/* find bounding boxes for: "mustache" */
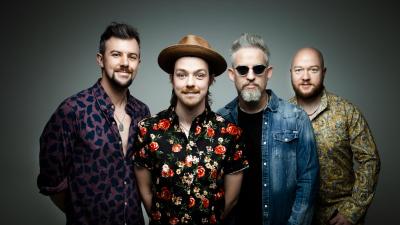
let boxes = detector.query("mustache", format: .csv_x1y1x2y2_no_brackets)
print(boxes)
115,67,133,73
299,82,314,85
243,83,260,88
181,88,201,94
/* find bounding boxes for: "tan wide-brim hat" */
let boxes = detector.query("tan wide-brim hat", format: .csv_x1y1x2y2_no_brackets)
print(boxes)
158,34,227,76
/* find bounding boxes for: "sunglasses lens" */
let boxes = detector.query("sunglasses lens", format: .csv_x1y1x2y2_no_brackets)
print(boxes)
235,66,249,75
253,65,267,74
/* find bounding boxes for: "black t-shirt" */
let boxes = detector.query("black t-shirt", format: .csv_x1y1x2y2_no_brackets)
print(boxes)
236,108,263,224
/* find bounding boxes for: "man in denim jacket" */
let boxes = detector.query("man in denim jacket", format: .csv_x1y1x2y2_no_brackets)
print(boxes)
218,33,319,225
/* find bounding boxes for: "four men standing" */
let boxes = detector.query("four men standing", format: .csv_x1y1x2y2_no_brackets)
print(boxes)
38,23,380,225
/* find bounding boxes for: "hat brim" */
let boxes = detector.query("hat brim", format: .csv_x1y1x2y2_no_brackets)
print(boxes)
158,44,227,76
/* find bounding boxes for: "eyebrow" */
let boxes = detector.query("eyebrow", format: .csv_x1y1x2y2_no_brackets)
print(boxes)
175,69,208,73
109,50,139,56
293,65,320,68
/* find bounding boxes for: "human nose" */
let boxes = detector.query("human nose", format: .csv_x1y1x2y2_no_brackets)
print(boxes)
120,55,129,66
246,69,256,80
186,74,195,87
301,70,311,80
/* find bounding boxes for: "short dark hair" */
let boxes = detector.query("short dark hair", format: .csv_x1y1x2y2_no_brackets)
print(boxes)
99,22,140,55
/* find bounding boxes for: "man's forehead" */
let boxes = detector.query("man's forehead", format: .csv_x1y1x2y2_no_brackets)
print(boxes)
105,37,139,51
174,57,209,70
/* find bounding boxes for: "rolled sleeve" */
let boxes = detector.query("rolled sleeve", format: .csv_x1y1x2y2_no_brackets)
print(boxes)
133,122,155,171
223,127,249,175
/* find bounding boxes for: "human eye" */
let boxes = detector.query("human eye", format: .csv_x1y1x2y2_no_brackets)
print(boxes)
175,72,187,79
310,67,320,73
195,72,207,80
111,52,120,57
294,68,304,74
128,54,138,61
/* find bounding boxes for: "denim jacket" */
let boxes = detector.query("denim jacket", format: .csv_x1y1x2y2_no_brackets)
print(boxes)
218,90,319,225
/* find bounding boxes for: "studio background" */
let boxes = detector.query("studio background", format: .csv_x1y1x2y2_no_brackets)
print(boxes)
1,0,398,224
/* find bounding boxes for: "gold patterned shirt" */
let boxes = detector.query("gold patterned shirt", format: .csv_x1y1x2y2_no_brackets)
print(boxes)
290,90,380,224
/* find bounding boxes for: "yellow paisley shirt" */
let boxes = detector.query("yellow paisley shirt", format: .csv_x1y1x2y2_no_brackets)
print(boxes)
290,90,380,225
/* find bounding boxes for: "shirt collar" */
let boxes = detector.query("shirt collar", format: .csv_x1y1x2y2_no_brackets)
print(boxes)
265,89,279,112
289,88,329,119
92,78,136,116
167,104,213,127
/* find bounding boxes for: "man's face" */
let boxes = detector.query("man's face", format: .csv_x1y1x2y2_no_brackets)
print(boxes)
290,49,325,100
228,47,272,103
172,57,210,110
97,37,140,89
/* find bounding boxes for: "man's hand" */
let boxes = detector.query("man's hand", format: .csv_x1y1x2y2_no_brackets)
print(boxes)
329,212,352,225
50,191,67,213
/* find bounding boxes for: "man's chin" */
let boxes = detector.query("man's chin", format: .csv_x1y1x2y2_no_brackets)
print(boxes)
295,89,322,100
113,79,133,89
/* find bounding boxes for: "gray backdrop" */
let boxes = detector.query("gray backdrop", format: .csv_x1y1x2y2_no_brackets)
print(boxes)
2,0,398,224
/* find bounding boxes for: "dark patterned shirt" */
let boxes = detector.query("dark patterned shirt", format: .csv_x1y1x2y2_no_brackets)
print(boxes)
134,106,249,225
38,80,150,225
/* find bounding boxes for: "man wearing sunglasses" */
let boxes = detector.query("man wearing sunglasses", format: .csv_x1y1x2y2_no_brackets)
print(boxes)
218,33,319,225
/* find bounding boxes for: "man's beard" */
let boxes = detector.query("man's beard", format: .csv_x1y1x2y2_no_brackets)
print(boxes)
241,88,262,102
106,68,134,90
292,81,324,100
110,74,133,89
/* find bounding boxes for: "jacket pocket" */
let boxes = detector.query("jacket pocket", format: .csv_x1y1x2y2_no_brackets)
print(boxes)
272,130,298,159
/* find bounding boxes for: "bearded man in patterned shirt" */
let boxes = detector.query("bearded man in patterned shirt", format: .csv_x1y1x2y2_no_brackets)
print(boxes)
289,47,381,225
37,22,149,225
134,34,249,225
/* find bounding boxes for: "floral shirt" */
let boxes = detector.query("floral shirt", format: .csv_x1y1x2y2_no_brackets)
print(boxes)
290,90,380,225
134,106,249,225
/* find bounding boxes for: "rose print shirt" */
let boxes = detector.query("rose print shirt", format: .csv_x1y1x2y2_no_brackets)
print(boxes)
134,106,249,225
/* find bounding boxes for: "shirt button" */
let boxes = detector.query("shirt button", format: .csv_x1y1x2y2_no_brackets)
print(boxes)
125,201,128,206
264,122,268,125
263,142,266,145
264,183,267,187
119,141,122,145
263,162,266,166
124,181,127,185
264,204,268,208
284,138,288,142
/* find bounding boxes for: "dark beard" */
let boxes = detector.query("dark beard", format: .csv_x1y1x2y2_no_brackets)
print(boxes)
107,73,133,91
292,82,324,100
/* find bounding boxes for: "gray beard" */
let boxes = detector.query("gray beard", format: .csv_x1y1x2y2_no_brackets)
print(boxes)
241,89,261,102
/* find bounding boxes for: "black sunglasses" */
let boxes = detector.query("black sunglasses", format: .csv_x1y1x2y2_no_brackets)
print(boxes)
235,65,268,76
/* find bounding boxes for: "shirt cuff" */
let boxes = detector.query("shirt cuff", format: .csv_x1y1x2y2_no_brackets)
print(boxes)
38,177,68,196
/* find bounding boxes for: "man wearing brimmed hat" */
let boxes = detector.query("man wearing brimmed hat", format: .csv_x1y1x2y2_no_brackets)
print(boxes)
218,33,319,225
134,34,249,224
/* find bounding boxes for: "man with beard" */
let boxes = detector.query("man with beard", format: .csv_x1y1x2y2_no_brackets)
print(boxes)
218,33,319,225
134,34,249,225
289,47,380,225
37,22,149,225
